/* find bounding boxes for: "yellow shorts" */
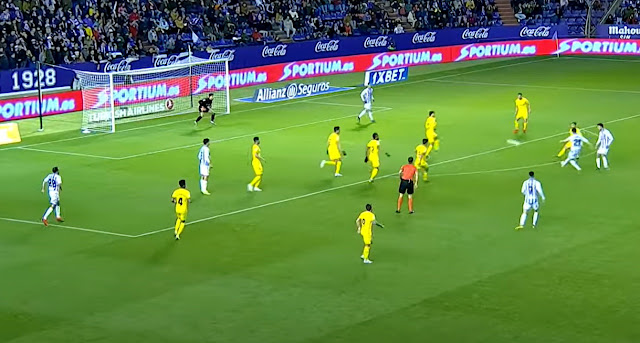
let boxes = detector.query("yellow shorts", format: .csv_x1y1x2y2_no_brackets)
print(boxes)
361,231,372,245
414,160,428,169
369,157,380,168
176,211,187,222
328,147,341,161
426,131,438,142
252,161,263,176
516,113,529,121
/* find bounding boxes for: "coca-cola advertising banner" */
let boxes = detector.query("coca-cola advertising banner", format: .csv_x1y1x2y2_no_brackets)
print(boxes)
1,25,566,94
596,25,640,39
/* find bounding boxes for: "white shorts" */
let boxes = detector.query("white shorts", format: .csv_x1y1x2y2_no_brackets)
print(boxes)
49,191,59,206
363,103,372,110
597,147,609,156
199,164,210,177
568,149,581,160
523,200,539,212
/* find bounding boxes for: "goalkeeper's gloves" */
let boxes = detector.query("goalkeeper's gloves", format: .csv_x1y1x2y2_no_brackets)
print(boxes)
364,156,368,163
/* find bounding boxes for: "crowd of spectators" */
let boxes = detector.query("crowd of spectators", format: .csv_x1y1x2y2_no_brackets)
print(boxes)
393,0,502,30
604,0,640,24
1,0,627,71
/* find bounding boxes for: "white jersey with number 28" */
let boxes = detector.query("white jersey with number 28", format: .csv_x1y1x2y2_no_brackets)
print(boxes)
43,173,62,193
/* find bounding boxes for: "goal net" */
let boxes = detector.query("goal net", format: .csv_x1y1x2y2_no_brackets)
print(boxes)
74,57,230,133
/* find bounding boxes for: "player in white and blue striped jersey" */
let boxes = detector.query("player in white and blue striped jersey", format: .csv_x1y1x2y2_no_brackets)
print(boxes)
357,85,375,123
516,171,546,230
560,127,591,171
198,138,211,195
41,166,63,226
595,123,614,170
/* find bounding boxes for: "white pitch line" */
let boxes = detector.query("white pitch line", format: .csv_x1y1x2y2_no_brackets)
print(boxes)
118,107,394,160
134,111,638,238
429,79,640,95
564,56,640,63
0,57,554,153
5,109,633,239
305,101,393,110
436,151,598,177
17,147,118,160
0,217,136,238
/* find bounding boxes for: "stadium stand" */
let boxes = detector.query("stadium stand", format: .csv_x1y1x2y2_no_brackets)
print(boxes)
0,0,623,70
507,0,609,37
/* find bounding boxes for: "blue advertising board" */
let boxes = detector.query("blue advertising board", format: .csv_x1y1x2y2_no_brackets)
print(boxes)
0,25,567,95
236,82,353,103
596,25,640,39
364,67,408,86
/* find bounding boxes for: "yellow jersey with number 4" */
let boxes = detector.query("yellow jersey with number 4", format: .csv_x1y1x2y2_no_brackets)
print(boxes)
172,188,191,213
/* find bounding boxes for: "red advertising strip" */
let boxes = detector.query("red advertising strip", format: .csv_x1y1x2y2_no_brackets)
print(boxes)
4,38,638,121
0,91,83,122
552,38,640,55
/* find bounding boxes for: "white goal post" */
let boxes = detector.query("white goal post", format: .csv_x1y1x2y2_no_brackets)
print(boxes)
73,57,230,133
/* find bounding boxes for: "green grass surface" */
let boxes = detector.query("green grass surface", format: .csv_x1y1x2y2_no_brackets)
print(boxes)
2,56,640,343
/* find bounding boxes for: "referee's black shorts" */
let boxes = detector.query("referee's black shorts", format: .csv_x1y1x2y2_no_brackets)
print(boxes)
398,179,414,195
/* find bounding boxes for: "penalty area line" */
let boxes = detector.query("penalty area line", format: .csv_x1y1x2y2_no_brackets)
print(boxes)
0,217,136,238
135,112,639,238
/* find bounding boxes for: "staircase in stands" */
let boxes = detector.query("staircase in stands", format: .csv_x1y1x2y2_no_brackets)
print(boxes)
494,0,519,25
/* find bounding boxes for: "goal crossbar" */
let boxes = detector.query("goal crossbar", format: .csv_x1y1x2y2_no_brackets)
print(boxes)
69,58,230,133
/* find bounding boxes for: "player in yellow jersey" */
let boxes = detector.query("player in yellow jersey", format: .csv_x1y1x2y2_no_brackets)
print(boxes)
425,110,439,155
356,203,385,264
171,179,191,240
415,138,430,181
365,133,381,182
514,93,531,134
320,126,345,177
557,122,581,158
247,136,265,192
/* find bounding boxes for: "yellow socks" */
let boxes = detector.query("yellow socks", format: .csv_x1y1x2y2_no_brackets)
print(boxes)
557,147,566,157
514,120,519,130
363,245,370,260
423,171,428,181
523,122,528,131
336,161,342,174
250,175,262,187
325,161,336,166
370,168,378,180
177,221,185,236
434,139,440,151
175,219,181,236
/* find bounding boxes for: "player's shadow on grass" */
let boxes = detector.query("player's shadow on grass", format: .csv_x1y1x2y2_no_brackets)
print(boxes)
147,239,179,264
350,123,374,131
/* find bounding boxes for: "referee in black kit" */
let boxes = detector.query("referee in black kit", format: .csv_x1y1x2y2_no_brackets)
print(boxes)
194,93,216,126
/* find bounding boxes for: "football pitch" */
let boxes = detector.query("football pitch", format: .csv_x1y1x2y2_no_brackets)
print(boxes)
2,56,640,343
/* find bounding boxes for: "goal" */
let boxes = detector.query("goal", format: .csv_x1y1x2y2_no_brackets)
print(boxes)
74,57,230,133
